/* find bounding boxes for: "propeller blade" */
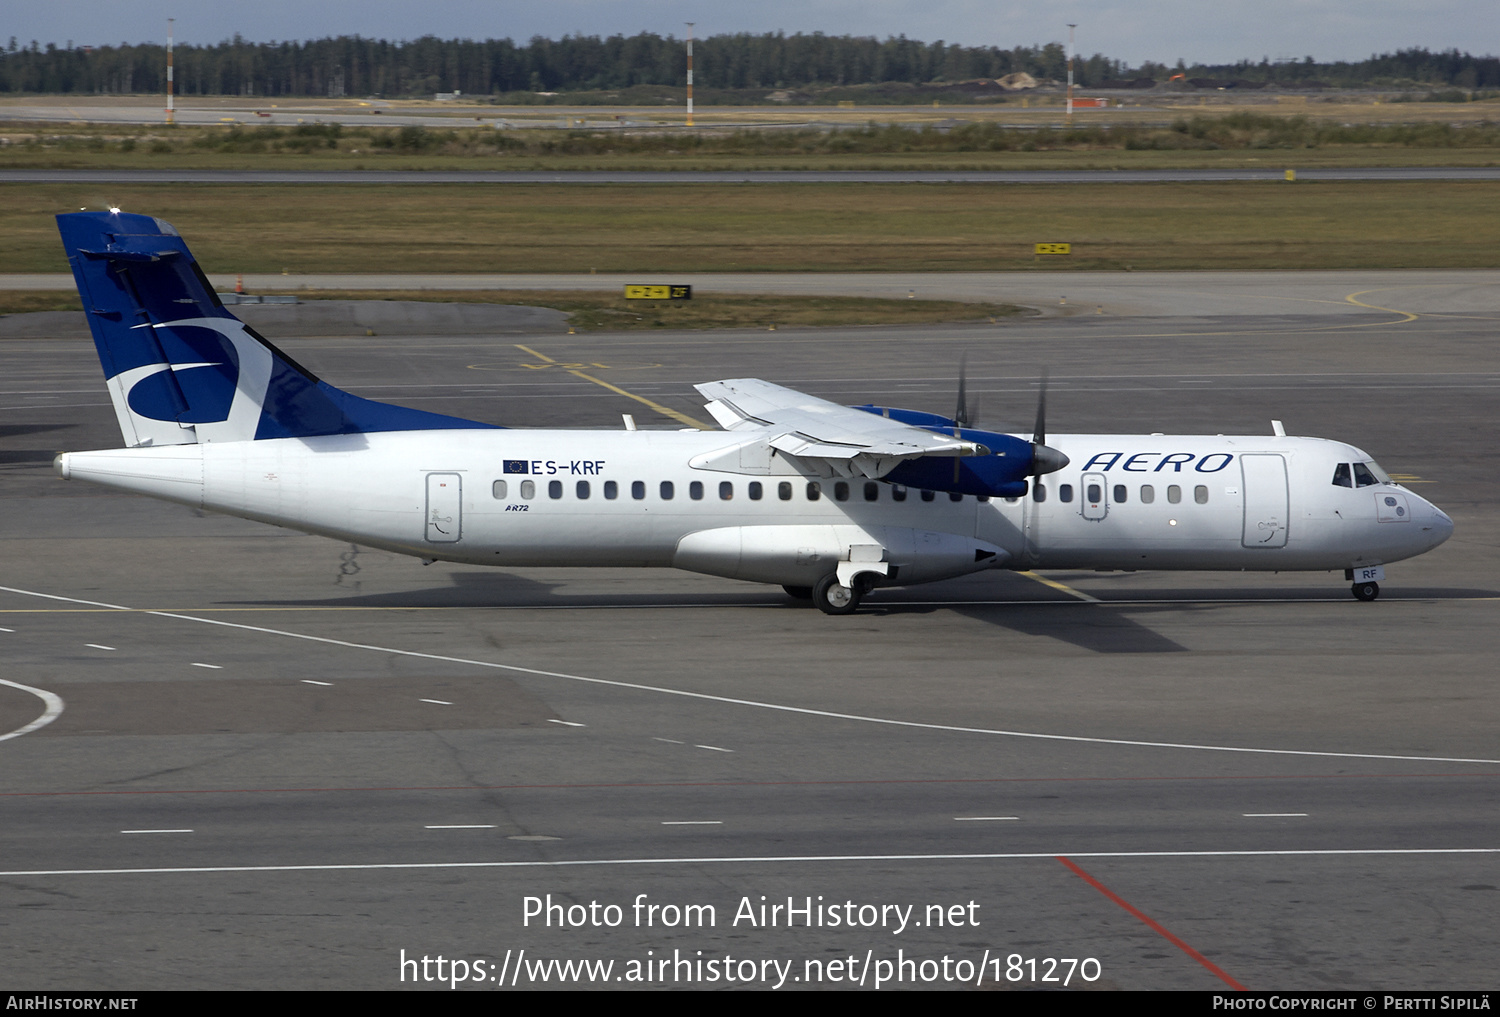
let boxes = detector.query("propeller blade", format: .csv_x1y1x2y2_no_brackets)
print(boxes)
953,355,971,430
1031,368,1048,446
1029,368,1069,476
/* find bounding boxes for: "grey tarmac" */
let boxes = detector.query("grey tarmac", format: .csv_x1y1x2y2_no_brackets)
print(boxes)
0,278,1497,990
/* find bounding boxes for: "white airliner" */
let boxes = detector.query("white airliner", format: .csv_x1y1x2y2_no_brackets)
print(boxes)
53,211,1452,613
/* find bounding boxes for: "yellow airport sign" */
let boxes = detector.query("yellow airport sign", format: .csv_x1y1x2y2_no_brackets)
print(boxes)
625,285,693,300
1034,243,1072,255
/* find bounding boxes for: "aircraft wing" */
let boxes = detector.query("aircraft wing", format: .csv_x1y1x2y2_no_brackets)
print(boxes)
694,378,985,478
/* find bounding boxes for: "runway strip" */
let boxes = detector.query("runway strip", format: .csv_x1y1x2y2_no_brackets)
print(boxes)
2,847,1497,880
4,583,1498,766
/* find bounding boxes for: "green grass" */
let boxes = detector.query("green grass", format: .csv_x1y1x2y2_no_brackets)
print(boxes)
282,289,1025,330
5,180,1498,273
0,288,1022,330
3,114,1500,171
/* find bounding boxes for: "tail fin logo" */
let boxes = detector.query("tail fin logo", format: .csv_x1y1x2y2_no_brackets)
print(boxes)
109,318,273,445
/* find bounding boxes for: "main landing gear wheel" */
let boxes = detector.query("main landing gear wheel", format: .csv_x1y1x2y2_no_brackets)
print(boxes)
1352,581,1380,602
812,574,860,615
782,585,813,601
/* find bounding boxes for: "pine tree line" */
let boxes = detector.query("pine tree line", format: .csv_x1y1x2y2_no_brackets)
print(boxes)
0,33,1494,96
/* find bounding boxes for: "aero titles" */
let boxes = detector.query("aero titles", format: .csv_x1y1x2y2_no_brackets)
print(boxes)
1078,451,1235,474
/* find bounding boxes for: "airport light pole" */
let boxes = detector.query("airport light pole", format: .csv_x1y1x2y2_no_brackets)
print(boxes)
166,18,175,125
685,23,695,127
1065,23,1075,126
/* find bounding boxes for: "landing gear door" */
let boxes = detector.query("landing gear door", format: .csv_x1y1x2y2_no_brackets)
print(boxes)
1240,454,1288,548
425,472,462,543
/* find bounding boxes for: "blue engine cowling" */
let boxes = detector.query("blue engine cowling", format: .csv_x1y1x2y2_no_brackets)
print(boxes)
852,405,1035,498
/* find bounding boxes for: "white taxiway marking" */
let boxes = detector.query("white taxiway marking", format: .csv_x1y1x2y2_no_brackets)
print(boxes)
84,643,115,650
4,584,1499,766
955,816,1020,821
301,679,333,686
0,678,65,743
1244,813,1309,817
695,744,733,753
190,663,222,669
120,829,193,835
653,737,684,744
419,699,453,705
547,719,586,727
4,847,1498,879
425,825,497,830
662,821,723,826
0,627,14,633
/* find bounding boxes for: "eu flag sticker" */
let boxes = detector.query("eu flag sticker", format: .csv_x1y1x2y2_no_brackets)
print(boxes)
503,460,530,474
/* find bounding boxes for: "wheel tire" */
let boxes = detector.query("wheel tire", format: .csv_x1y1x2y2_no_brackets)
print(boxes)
1352,581,1380,602
782,585,813,601
812,574,860,615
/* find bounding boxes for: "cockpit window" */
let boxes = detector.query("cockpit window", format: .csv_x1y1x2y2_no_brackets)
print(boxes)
1352,462,1380,488
1332,463,1352,488
1364,460,1393,484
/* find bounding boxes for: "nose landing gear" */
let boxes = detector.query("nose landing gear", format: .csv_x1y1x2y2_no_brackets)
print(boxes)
1345,566,1384,602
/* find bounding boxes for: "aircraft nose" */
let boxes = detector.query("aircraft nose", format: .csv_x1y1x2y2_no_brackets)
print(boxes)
1421,502,1454,548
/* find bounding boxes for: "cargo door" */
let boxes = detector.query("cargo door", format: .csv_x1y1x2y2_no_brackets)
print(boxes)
1240,454,1288,547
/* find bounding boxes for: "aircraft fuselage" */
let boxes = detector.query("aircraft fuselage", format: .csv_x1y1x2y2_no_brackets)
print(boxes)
55,429,1453,589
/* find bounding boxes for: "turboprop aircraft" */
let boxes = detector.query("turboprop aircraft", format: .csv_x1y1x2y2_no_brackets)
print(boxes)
52,211,1453,614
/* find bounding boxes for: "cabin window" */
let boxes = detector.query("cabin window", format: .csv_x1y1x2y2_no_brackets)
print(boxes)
689,481,704,500
891,484,907,502
834,481,850,502
981,495,993,503
604,480,618,500
520,480,535,500
492,480,507,500
1086,484,1102,504
631,480,645,500
1332,463,1352,488
864,482,879,502
1167,484,1182,504
660,481,674,500
806,482,821,501
1059,484,1074,503
749,482,763,501
778,482,793,501
920,489,936,502
1140,484,1154,504
1033,483,1047,503
949,492,963,502
1194,485,1209,504
576,481,590,499
1352,462,1379,488
719,481,734,500
1113,484,1127,504
548,480,563,499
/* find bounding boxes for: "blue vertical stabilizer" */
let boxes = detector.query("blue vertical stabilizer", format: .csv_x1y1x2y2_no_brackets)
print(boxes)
57,211,496,446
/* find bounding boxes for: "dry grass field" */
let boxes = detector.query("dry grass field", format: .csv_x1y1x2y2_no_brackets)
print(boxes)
3,181,1497,274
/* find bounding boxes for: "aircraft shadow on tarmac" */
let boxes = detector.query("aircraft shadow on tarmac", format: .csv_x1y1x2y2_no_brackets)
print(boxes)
229,569,1195,654
221,566,1500,656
